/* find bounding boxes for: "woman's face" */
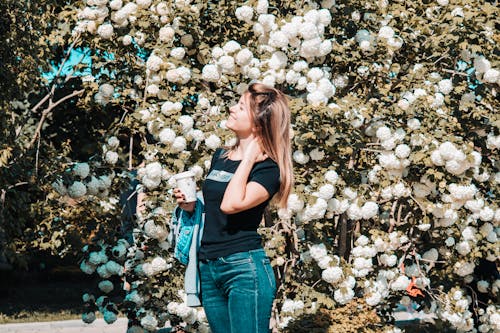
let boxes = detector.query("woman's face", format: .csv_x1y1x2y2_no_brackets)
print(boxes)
226,93,255,136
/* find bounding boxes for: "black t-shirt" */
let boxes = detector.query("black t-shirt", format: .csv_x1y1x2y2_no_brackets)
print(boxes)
198,148,281,260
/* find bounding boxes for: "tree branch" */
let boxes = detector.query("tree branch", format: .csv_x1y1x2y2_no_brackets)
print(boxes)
29,89,85,148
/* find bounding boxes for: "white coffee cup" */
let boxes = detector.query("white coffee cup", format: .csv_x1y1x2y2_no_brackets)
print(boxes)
174,171,197,203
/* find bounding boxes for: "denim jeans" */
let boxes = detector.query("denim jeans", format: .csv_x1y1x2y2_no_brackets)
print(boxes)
198,248,276,333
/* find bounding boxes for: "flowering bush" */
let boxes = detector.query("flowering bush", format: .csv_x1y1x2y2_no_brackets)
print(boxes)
15,0,496,331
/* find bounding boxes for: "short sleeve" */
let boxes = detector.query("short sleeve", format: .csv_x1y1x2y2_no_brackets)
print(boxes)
249,160,280,197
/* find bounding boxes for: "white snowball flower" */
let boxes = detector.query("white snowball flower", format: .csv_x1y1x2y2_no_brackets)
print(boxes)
477,280,489,293
318,184,335,200
188,129,204,142
391,275,410,291
309,148,325,161
307,67,324,81
456,241,471,255
287,194,304,211
97,23,114,39
334,286,354,304
109,0,123,10
454,261,475,276
170,47,185,60
105,151,119,165
380,254,397,267
151,257,169,274
141,314,158,331
166,66,191,84
293,150,310,164
366,291,383,306
178,115,194,132
438,79,453,94
474,56,491,73
378,25,395,39
395,144,411,159
73,162,90,179
483,68,499,83
307,91,328,106
325,170,339,184
347,203,363,220
430,150,444,166
80,260,96,274
167,136,185,153
107,136,119,149
309,243,328,261
223,40,241,54
361,201,379,219
205,134,221,150
82,312,96,324
376,126,392,141
68,181,87,198
159,26,175,42
146,54,163,72
269,30,289,48
293,61,308,72
317,255,332,269
343,187,358,200
98,280,114,293
479,207,494,221
202,64,220,82
235,49,253,66
256,0,269,14
235,5,253,22
136,0,151,7
322,266,343,284
381,138,396,150
143,220,168,240
159,128,176,144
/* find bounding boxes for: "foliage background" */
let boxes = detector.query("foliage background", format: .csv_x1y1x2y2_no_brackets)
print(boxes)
0,0,498,332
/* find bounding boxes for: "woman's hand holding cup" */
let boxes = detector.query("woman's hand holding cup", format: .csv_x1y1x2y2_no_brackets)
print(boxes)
173,188,195,213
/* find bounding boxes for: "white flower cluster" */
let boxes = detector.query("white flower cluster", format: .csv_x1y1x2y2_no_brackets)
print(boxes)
143,220,169,241
437,289,475,331
94,83,115,106
125,290,145,307
430,141,476,176
474,55,500,84
308,243,356,304
140,313,158,331
396,88,428,111
167,301,199,324
98,280,114,293
137,162,169,190
103,136,120,165
477,305,500,333
281,298,305,314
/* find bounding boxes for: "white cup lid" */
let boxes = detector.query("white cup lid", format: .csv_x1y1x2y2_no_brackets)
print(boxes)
174,171,195,180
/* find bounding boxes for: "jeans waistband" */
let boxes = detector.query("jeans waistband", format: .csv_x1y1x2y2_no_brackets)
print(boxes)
199,248,265,263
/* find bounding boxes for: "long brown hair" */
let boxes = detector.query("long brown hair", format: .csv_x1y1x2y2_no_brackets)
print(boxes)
242,83,294,208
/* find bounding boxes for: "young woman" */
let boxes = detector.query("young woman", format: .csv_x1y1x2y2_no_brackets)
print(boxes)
173,82,293,333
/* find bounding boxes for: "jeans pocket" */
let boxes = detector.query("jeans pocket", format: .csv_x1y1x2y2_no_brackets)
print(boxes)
220,251,252,265
262,258,276,292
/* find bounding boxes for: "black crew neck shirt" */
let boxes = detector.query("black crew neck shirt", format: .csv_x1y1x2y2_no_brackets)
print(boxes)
198,148,280,260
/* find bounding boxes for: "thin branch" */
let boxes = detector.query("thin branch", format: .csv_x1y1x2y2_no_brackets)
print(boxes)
29,89,85,148
35,135,41,176
129,135,133,170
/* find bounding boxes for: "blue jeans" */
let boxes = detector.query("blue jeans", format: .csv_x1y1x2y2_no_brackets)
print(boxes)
198,248,276,333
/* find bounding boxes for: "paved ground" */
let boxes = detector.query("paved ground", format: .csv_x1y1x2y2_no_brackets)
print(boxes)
0,318,129,333
0,312,435,333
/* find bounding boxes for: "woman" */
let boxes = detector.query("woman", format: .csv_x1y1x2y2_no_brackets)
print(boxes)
174,82,293,333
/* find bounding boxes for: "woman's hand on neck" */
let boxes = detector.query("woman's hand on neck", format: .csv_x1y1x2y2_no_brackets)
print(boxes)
233,134,267,163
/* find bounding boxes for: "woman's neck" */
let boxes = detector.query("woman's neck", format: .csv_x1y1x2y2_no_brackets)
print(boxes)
230,135,255,160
